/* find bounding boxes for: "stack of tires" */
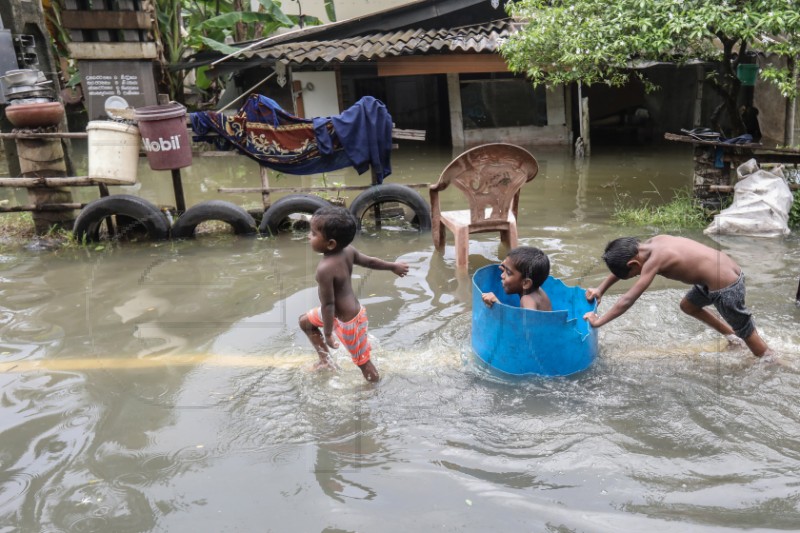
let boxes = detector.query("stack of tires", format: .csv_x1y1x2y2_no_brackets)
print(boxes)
72,185,431,243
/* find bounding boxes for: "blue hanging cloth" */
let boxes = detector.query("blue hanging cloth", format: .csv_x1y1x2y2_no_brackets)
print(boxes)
190,95,393,182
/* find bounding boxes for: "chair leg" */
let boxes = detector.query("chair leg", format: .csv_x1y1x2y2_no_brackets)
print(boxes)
432,222,446,250
454,227,469,270
505,224,519,249
500,230,511,249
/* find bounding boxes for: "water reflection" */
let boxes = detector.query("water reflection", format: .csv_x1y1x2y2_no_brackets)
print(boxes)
0,144,799,531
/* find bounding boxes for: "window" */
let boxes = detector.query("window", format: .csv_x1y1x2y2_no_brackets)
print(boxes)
460,75,547,129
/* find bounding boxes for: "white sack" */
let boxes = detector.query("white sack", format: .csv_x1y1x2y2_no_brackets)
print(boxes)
704,158,793,237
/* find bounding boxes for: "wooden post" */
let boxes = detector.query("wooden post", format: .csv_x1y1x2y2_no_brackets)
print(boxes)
293,80,305,117
15,137,76,234
170,168,187,213
370,166,382,230
259,165,271,209
447,73,464,147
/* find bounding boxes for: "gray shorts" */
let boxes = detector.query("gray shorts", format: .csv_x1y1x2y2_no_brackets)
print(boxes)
684,272,755,339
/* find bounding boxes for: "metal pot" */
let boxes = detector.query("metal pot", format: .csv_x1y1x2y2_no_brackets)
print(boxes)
7,97,53,106
1,69,41,86
6,88,54,100
5,83,37,95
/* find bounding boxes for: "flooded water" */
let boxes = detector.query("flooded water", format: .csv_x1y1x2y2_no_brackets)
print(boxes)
1,142,799,532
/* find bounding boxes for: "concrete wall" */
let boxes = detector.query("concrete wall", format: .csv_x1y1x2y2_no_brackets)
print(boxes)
755,54,790,145
291,71,339,117
258,0,409,25
462,124,570,146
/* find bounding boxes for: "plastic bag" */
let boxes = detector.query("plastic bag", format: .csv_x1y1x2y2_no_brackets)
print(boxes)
704,159,793,237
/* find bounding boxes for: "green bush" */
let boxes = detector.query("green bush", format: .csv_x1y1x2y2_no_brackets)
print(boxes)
790,189,800,229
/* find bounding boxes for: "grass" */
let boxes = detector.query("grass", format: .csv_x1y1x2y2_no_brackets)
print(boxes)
0,212,74,251
615,183,800,231
612,186,713,230
0,212,36,240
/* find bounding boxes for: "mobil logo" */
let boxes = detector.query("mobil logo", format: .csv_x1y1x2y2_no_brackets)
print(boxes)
142,134,182,153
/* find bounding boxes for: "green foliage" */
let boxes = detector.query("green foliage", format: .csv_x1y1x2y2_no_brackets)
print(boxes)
502,0,800,133
182,0,320,53
612,188,711,230
324,0,337,22
172,0,320,102
790,189,800,229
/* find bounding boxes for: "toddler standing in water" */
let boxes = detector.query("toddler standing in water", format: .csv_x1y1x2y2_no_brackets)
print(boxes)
482,246,552,311
583,235,772,358
299,206,409,382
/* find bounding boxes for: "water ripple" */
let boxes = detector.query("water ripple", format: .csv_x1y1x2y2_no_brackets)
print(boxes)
49,482,155,533
4,317,64,342
0,471,35,509
2,289,55,310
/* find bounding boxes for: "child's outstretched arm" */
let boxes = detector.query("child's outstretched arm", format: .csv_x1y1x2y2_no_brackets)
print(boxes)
584,269,657,327
585,274,620,304
353,249,409,277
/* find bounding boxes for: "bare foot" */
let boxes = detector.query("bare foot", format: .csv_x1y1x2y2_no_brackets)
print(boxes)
757,350,785,365
312,358,338,372
725,334,746,350
358,360,380,382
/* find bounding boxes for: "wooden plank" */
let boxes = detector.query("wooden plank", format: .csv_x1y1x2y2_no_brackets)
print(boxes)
392,128,426,141
218,183,430,194
194,151,244,157
61,11,152,30
0,132,88,139
116,0,143,42
710,183,799,192
664,132,762,149
0,203,87,213
0,176,106,187
68,42,157,60
378,54,509,76
61,10,153,30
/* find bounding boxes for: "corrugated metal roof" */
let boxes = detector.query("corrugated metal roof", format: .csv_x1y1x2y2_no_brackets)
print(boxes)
243,20,518,65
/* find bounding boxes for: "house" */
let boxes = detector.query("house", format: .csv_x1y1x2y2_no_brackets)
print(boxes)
208,0,572,147
206,0,780,148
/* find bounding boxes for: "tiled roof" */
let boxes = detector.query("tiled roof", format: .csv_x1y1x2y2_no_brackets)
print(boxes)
244,20,518,64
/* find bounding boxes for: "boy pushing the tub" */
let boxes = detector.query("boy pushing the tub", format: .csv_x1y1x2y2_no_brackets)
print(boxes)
299,206,409,382
482,246,552,311
583,235,772,358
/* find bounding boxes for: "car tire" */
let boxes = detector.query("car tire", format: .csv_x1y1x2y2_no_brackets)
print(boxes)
170,200,257,239
73,194,171,243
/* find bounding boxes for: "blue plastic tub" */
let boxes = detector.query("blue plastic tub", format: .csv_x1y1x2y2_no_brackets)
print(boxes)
471,264,598,377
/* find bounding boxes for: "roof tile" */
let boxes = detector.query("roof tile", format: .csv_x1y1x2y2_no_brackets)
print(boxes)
243,20,518,64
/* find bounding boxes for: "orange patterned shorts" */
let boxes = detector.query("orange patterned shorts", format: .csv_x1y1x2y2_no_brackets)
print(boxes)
306,306,371,366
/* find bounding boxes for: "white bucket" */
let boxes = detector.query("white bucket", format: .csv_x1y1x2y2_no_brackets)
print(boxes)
86,121,140,184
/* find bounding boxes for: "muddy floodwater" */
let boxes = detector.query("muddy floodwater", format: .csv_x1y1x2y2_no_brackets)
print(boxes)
1,142,799,532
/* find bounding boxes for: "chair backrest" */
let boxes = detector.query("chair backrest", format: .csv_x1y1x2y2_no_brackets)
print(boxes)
432,143,538,225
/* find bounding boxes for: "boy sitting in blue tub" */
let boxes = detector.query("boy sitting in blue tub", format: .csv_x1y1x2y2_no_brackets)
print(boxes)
482,246,552,311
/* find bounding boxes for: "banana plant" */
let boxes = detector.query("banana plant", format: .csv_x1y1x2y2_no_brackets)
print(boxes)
172,0,321,102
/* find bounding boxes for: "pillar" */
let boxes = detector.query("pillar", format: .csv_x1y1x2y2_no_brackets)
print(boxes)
15,137,76,233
